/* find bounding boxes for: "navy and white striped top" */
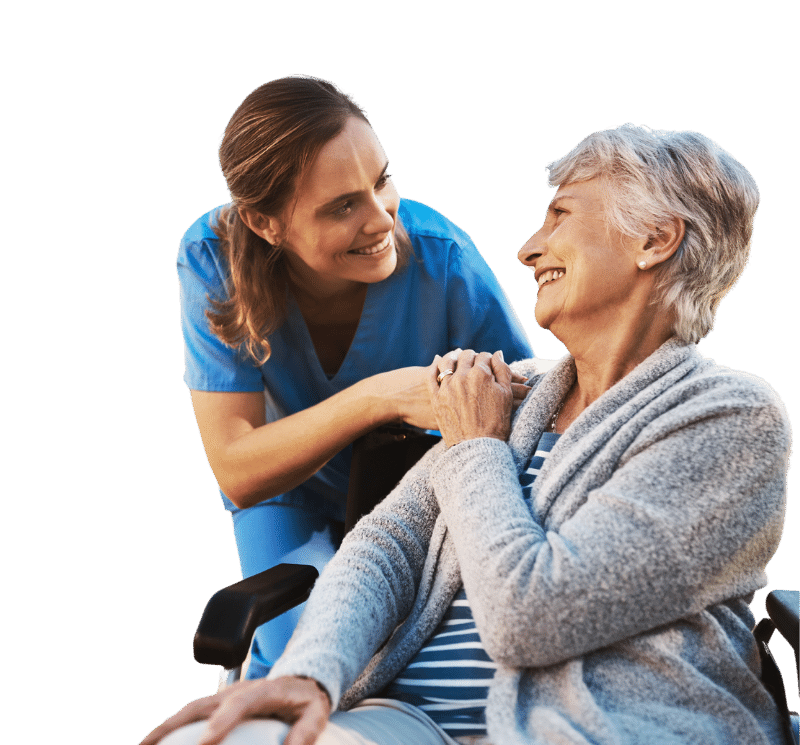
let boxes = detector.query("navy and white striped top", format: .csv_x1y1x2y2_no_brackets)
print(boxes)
385,432,561,736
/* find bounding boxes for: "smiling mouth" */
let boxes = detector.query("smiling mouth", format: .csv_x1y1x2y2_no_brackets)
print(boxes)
350,234,392,256
537,269,565,288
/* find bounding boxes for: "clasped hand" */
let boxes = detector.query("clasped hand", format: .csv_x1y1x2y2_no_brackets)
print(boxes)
428,349,526,447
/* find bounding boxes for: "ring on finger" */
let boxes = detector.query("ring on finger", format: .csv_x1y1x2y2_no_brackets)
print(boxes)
437,369,454,384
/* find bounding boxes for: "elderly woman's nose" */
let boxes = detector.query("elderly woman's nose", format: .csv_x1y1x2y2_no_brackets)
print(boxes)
518,234,543,266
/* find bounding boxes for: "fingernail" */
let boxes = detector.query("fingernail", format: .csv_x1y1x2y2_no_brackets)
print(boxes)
497,349,505,361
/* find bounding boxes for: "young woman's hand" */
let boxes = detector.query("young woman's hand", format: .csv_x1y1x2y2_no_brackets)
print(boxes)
428,350,519,447
370,351,529,434
139,676,331,745
368,366,440,431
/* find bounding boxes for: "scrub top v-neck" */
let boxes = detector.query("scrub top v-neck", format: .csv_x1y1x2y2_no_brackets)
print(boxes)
179,198,532,522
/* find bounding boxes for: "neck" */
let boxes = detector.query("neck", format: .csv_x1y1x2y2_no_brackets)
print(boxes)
554,304,674,429
286,262,366,319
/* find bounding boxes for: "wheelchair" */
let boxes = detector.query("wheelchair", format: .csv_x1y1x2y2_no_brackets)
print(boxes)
193,425,800,744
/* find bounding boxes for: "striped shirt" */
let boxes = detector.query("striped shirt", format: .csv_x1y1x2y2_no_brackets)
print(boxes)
385,431,561,736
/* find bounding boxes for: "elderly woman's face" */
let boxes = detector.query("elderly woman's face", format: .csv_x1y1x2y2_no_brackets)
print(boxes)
518,178,644,338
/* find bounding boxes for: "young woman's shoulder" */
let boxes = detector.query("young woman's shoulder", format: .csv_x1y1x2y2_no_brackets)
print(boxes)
398,198,474,247
177,205,232,297
180,205,228,253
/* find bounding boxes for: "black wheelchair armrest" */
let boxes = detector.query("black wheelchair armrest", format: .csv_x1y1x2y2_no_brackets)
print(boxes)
767,591,799,660
766,590,799,699
193,563,318,669
193,426,439,672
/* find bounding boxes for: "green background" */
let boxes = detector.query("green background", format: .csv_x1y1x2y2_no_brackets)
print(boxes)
2,0,800,743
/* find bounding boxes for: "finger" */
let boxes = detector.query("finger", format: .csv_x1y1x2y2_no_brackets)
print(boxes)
511,372,528,384
198,702,247,745
436,349,462,372
283,694,330,745
490,350,512,387
139,696,220,745
455,348,477,371
198,684,282,745
436,351,457,376
511,382,531,402
472,351,495,377
428,358,442,398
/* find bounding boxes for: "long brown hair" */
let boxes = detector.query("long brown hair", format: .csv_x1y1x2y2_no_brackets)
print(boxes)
208,76,412,364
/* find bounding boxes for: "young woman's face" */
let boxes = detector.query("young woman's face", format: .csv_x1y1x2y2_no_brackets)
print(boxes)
277,116,400,294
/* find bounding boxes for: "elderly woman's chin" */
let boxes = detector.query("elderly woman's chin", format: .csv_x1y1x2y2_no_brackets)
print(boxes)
533,294,562,335
534,306,553,332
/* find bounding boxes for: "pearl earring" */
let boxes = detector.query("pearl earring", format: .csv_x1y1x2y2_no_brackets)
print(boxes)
638,261,647,269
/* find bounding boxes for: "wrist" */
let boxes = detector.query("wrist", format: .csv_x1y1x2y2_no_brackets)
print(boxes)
355,374,400,427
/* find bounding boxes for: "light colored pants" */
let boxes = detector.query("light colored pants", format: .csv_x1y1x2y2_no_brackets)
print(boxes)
160,698,492,745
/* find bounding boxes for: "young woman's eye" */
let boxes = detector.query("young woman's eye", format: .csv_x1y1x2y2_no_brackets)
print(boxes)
376,173,392,189
332,201,353,217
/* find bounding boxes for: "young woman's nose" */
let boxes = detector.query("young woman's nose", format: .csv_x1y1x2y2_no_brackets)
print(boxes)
363,193,395,235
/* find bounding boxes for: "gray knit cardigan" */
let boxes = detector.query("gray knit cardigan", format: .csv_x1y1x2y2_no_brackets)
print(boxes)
269,339,791,744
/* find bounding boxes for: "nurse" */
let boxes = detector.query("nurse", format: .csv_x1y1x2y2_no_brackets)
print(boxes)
179,76,531,678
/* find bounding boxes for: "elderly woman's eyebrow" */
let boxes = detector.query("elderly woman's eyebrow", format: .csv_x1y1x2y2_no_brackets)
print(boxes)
548,195,576,210
545,194,577,215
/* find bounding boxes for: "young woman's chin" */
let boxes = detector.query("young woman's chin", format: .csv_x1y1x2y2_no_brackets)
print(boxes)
346,237,397,283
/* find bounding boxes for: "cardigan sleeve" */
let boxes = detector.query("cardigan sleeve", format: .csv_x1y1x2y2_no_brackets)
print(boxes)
430,373,791,668
266,441,446,709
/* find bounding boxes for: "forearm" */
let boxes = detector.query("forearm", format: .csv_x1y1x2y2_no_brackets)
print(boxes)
431,403,788,668
208,378,406,508
267,446,444,707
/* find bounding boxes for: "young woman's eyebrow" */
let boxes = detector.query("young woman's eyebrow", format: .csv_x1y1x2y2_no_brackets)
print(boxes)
317,162,390,210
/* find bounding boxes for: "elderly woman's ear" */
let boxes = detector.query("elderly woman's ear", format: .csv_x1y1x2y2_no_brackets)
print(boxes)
637,216,685,270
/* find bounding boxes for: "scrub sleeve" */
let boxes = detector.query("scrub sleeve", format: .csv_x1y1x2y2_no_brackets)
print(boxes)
178,199,532,677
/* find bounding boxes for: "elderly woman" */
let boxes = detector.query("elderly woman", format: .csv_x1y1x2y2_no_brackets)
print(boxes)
144,126,791,745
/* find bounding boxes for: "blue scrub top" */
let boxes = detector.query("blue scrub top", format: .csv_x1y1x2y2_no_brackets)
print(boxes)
179,198,532,521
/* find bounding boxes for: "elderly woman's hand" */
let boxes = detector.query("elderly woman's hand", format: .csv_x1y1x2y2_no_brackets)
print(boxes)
428,349,517,447
139,676,331,745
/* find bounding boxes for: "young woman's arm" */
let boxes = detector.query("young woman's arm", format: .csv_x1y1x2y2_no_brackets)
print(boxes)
190,365,437,509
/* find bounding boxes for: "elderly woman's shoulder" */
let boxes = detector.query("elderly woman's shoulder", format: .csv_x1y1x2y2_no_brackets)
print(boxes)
680,356,792,438
695,356,785,400
510,356,557,382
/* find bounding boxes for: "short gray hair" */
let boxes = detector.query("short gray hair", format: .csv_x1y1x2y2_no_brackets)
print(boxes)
547,125,759,342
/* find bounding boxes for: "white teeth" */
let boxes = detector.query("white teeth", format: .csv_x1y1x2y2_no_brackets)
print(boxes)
537,269,564,287
353,235,390,255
